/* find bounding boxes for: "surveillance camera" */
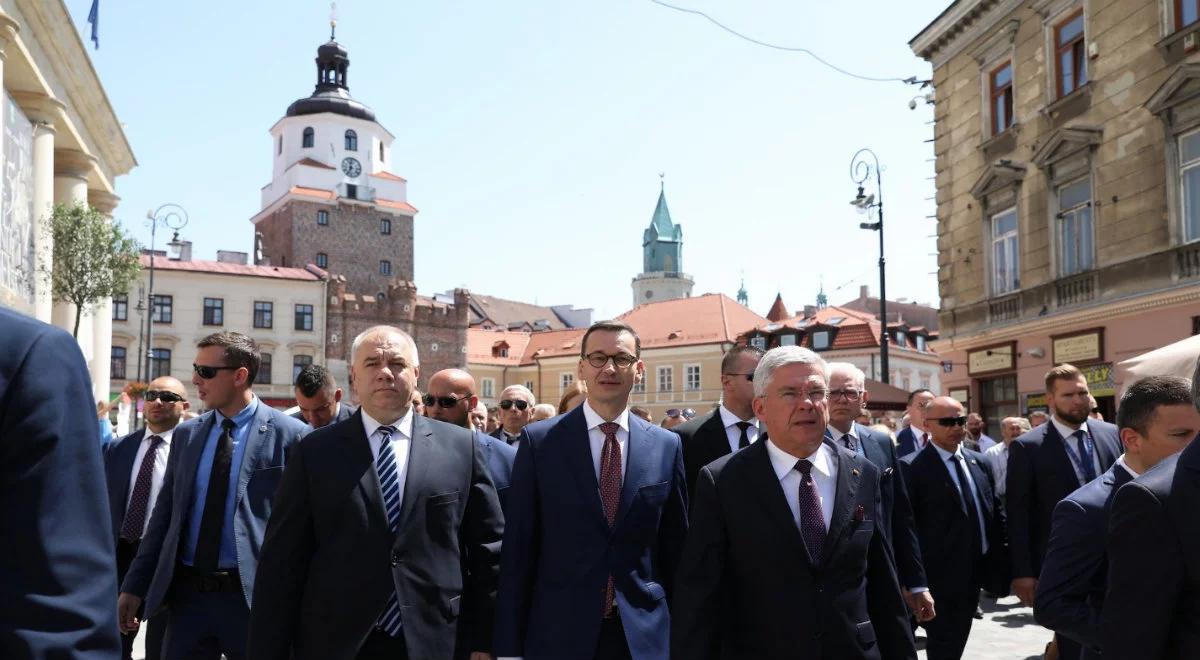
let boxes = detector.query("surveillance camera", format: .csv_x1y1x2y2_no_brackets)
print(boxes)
908,98,918,110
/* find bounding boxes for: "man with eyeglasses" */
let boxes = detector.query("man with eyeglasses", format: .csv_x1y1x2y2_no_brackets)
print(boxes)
103,376,190,660
672,346,915,660
292,364,353,429
491,384,536,447
900,396,1006,660
425,368,516,512
496,320,688,660
674,344,764,495
119,331,310,660
824,362,933,625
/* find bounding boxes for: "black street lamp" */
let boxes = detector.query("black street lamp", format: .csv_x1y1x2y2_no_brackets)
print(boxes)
144,203,188,384
850,148,890,385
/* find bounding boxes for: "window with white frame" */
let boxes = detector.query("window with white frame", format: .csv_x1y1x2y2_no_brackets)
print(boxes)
749,336,767,350
1180,129,1200,243
991,207,1020,294
657,366,673,393
685,364,701,391
1057,177,1094,275
559,373,574,393
481,378,495,398
633,377,645,394
921,373,932,390
780,334,797,346
811,330,831,351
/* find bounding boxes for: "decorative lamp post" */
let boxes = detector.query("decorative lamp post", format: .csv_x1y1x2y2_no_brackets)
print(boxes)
850,149,890,385
144,203,188,383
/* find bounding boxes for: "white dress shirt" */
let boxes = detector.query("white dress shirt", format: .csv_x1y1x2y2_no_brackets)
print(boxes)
364,407,414,509
931,442,989,554
984,442,1009,499
125,427,175,538
719,405,759,454
765,439,836,531
581,400,630,480
502,429,522,450
910,424,929,450
1114,454,1139,480
1051,416,1102,486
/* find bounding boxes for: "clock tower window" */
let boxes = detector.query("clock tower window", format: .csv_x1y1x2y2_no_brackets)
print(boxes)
302,127,314,148
345,129,358,151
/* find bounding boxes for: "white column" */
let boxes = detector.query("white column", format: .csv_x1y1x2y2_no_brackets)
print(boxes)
90,189,120,401
11,92,61,323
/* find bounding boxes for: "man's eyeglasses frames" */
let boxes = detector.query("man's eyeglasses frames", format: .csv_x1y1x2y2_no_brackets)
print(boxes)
583,353,638,369
499,399,530,411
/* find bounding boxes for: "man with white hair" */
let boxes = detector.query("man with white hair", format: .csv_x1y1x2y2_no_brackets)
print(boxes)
985,416,1029,503
672,346,916,660
491,384,536,447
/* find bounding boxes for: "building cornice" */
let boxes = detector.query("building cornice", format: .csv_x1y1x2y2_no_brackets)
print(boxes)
910,0,1024,69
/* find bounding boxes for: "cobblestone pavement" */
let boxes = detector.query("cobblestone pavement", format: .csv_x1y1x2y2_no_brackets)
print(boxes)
918,594,1052,660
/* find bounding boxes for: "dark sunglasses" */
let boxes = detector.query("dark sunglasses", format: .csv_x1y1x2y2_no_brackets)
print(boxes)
193,363,240,379
144,390,186,403
930,416,968,427
723,372,754,382
423,393,472,409
666,408,697,419
499,399,530,411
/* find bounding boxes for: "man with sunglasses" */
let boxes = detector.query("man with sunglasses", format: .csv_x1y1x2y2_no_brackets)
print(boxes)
496,320,688,660
292,364,353,429
491,385,536,446
103,376,190,660
426,368,517,512
674,344,763,495
900,396,1006,660
119,332,309,660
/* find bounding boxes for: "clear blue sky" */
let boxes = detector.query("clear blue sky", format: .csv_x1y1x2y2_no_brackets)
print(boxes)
67,0,947,321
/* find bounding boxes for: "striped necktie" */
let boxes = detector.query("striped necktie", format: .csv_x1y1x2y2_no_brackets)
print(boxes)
374,425,403,636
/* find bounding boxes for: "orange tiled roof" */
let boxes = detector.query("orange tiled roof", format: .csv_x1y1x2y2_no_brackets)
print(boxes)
742,305,936,352
376,198,418,214
766,293,789,322
140,255,323,281
287,186,418,214
619,293,768,349
290,185,335,200
294,157,334,170
374,171,407,182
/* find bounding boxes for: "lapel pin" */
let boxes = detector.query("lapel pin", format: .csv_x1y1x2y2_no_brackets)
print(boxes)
259,425,268,433
851,468,861,477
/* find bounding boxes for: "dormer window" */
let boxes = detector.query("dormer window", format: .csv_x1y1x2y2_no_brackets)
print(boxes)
811,330,831,350
492,341,510,358
345,129,358,151
302,127,314,148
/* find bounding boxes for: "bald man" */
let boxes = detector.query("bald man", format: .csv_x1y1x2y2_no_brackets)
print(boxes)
425,369,517,512
103,376,190,660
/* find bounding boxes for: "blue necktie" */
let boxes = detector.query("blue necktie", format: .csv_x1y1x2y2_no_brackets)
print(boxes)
1073,430,1096,483
375,426,403,636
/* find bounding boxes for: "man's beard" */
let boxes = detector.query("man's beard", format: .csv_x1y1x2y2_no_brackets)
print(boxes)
1054,404,1089,426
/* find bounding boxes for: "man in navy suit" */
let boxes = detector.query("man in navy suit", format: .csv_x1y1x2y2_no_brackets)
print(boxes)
897,389,935,457
0,307,121,659
1006,364,1121,660
1035,376,1198,659
425,368,517,511
103,375,190,660
292,364,353,428
672,346,915,660
495,320,688,660
118,331,309,659
901,396,1007,660
825,362,932,622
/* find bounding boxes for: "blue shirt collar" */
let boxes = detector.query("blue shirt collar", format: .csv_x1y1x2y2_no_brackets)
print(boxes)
217,395,258,428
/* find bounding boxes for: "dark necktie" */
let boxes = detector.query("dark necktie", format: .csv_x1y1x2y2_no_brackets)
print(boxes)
120,434,164,542
598,422,623,616
794,459,827,565
194,419,235,572
841,433,857,453
374,426,404,636
921,432,929,449
952,454,983,556
735,421,752,449
1072,430,1097,483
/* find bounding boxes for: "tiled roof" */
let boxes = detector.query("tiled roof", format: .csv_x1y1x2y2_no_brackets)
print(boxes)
294,157,334,170
290,186,335,200
469,294,573,330
140,256,323,281
374,171,407,182
288,186,418,215
376,198,418,214
468,327,586,365
766,293,790,322
618,293,768,349
742,305,937,352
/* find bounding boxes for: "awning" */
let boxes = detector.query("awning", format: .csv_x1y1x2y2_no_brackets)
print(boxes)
1116,334,1200,396
864,378,911,412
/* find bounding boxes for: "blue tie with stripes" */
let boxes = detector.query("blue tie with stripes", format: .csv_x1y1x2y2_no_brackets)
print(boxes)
375,425,403,636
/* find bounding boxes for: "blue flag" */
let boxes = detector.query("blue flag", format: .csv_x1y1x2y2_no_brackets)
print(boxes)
87,0,99,49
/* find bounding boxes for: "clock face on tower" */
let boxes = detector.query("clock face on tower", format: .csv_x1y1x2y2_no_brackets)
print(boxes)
341,157,362,178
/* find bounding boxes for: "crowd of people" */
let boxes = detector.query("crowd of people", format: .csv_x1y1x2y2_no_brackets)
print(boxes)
3,304,1200,660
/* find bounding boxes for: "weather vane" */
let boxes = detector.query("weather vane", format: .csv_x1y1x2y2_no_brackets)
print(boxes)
330,2,338,40
659,172,665,190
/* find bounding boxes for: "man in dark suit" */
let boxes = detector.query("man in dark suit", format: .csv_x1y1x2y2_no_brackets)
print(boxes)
103,375,190,660
897,389,935,457
672,346,915,660
1006,363,1121,660
1036,376,1197,659
1101,363,1200,660
249,327,504,660
425,368,516,511
496,320,688,660
0,307,121,659
118,331,310,659
673,345,763,495
292,363,353,428
901,396,1006,660
491,384,536,447
825,362,932,622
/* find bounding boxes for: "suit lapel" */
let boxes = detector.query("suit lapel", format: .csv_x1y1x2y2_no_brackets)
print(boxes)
964,453,993,519
1043,423,1081,487
235,405,273,509
701,410,731,459
745,440,809,564
614,416,652,530
343,412,389,531
395,414,433,532
820,447,858,566
1086,420,1118,469
856,424,885,466
177,414,216,506
115,430,145,510
920,444,967,517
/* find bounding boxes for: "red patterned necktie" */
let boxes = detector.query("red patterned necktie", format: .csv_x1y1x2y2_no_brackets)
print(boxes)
795,459,827,565
598,421,623,617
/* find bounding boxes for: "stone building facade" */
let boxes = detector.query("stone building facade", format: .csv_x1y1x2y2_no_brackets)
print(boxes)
911,0,1200,428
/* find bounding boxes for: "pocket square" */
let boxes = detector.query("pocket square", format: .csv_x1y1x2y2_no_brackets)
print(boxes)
855,504,867,522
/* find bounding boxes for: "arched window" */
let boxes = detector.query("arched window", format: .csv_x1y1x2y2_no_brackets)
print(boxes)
345,129,358,151
302,127,314,148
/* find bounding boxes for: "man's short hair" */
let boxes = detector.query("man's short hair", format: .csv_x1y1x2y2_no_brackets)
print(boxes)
1045,363,1084,392
753,346,828,397
1005,416,1032,433
197,331,260,384
1116,376,1195,436
499,384,536,405
906,389,933,406
294,364,335,398
826,362,866,386
721,345,765,374
580,320,641,358
350,325,419,366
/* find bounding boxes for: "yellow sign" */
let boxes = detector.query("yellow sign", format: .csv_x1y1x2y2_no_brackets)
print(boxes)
968,346,1014,374
1024,393,1048,411
1054,332,1102,364
1081,363,1115,398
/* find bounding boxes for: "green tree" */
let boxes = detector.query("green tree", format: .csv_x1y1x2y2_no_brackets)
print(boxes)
43,203,141,337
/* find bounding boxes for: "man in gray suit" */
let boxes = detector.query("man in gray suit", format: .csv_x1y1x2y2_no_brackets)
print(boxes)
118,331,310,659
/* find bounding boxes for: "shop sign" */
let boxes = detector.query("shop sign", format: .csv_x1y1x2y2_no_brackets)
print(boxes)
949,388,970,405
1024,392,1048,413
1052,328,1104,365
1081,363,1115,398
968,342,1016,376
